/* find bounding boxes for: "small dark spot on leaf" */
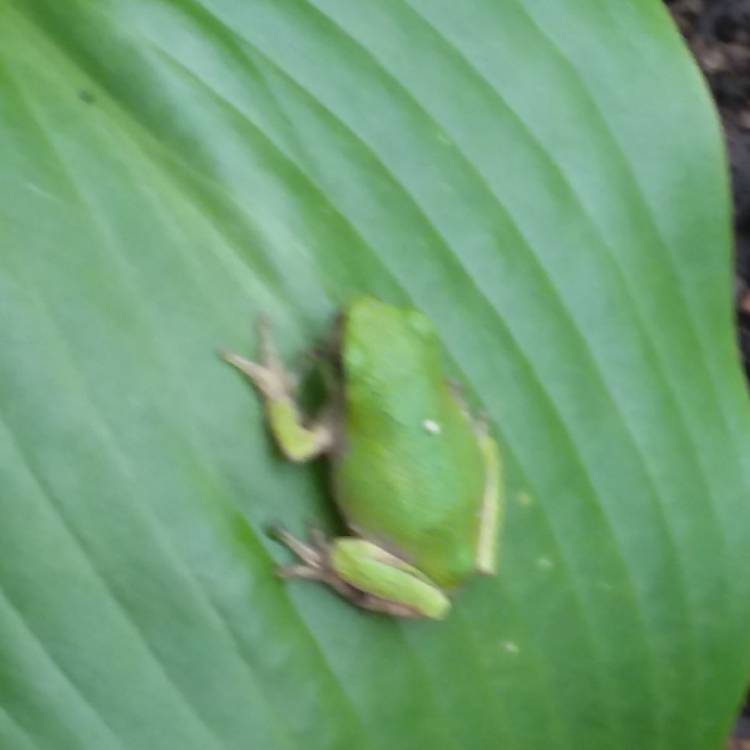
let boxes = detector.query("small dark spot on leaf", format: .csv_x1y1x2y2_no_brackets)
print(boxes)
78,90,96,104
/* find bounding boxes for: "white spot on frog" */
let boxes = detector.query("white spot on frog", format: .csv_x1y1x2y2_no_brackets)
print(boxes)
422,419,441,435
502,641,520,655
537,557,554,570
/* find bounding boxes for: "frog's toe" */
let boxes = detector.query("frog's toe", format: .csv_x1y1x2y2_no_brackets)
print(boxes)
223,350,281,396
271,525,327,569
276,563,326,580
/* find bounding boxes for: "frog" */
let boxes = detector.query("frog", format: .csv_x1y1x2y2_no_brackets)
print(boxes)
222,296,502,619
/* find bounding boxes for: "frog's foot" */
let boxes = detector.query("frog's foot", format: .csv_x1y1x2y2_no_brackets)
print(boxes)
221,317,295,400
221,318,333,462
270,525,328,578
270,527,450,619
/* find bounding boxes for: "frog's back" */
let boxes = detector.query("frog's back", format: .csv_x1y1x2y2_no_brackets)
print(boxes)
333,298,485,588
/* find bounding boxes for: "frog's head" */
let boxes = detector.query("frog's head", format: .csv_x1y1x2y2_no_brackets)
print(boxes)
340,296,441,383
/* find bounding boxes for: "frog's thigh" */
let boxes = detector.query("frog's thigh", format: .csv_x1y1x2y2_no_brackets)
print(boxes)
330,539,450,620
475,431,502,575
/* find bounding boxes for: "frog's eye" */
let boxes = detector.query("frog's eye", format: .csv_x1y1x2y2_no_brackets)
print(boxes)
405,310,433,337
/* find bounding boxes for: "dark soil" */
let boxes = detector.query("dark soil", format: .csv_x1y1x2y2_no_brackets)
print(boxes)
667,0,750,370
665,2,750,745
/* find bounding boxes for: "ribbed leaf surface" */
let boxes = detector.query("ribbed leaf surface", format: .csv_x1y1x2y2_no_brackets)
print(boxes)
1,2,749,749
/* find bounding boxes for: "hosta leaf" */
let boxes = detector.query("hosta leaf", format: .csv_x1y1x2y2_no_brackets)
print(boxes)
1,2,749,749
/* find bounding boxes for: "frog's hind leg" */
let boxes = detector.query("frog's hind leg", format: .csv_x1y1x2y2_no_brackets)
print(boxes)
446,382,503,575
474,424,502,575
329,539,450,619
271,528,451,619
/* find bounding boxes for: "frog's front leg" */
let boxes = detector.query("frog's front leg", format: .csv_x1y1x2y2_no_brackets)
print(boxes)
273,528,451,619
222,319,334,462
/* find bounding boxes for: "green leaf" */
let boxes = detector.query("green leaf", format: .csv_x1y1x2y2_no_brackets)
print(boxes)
2,1,749,748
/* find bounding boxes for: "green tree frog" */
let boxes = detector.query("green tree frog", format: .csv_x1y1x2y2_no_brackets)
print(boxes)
223,297,502,619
